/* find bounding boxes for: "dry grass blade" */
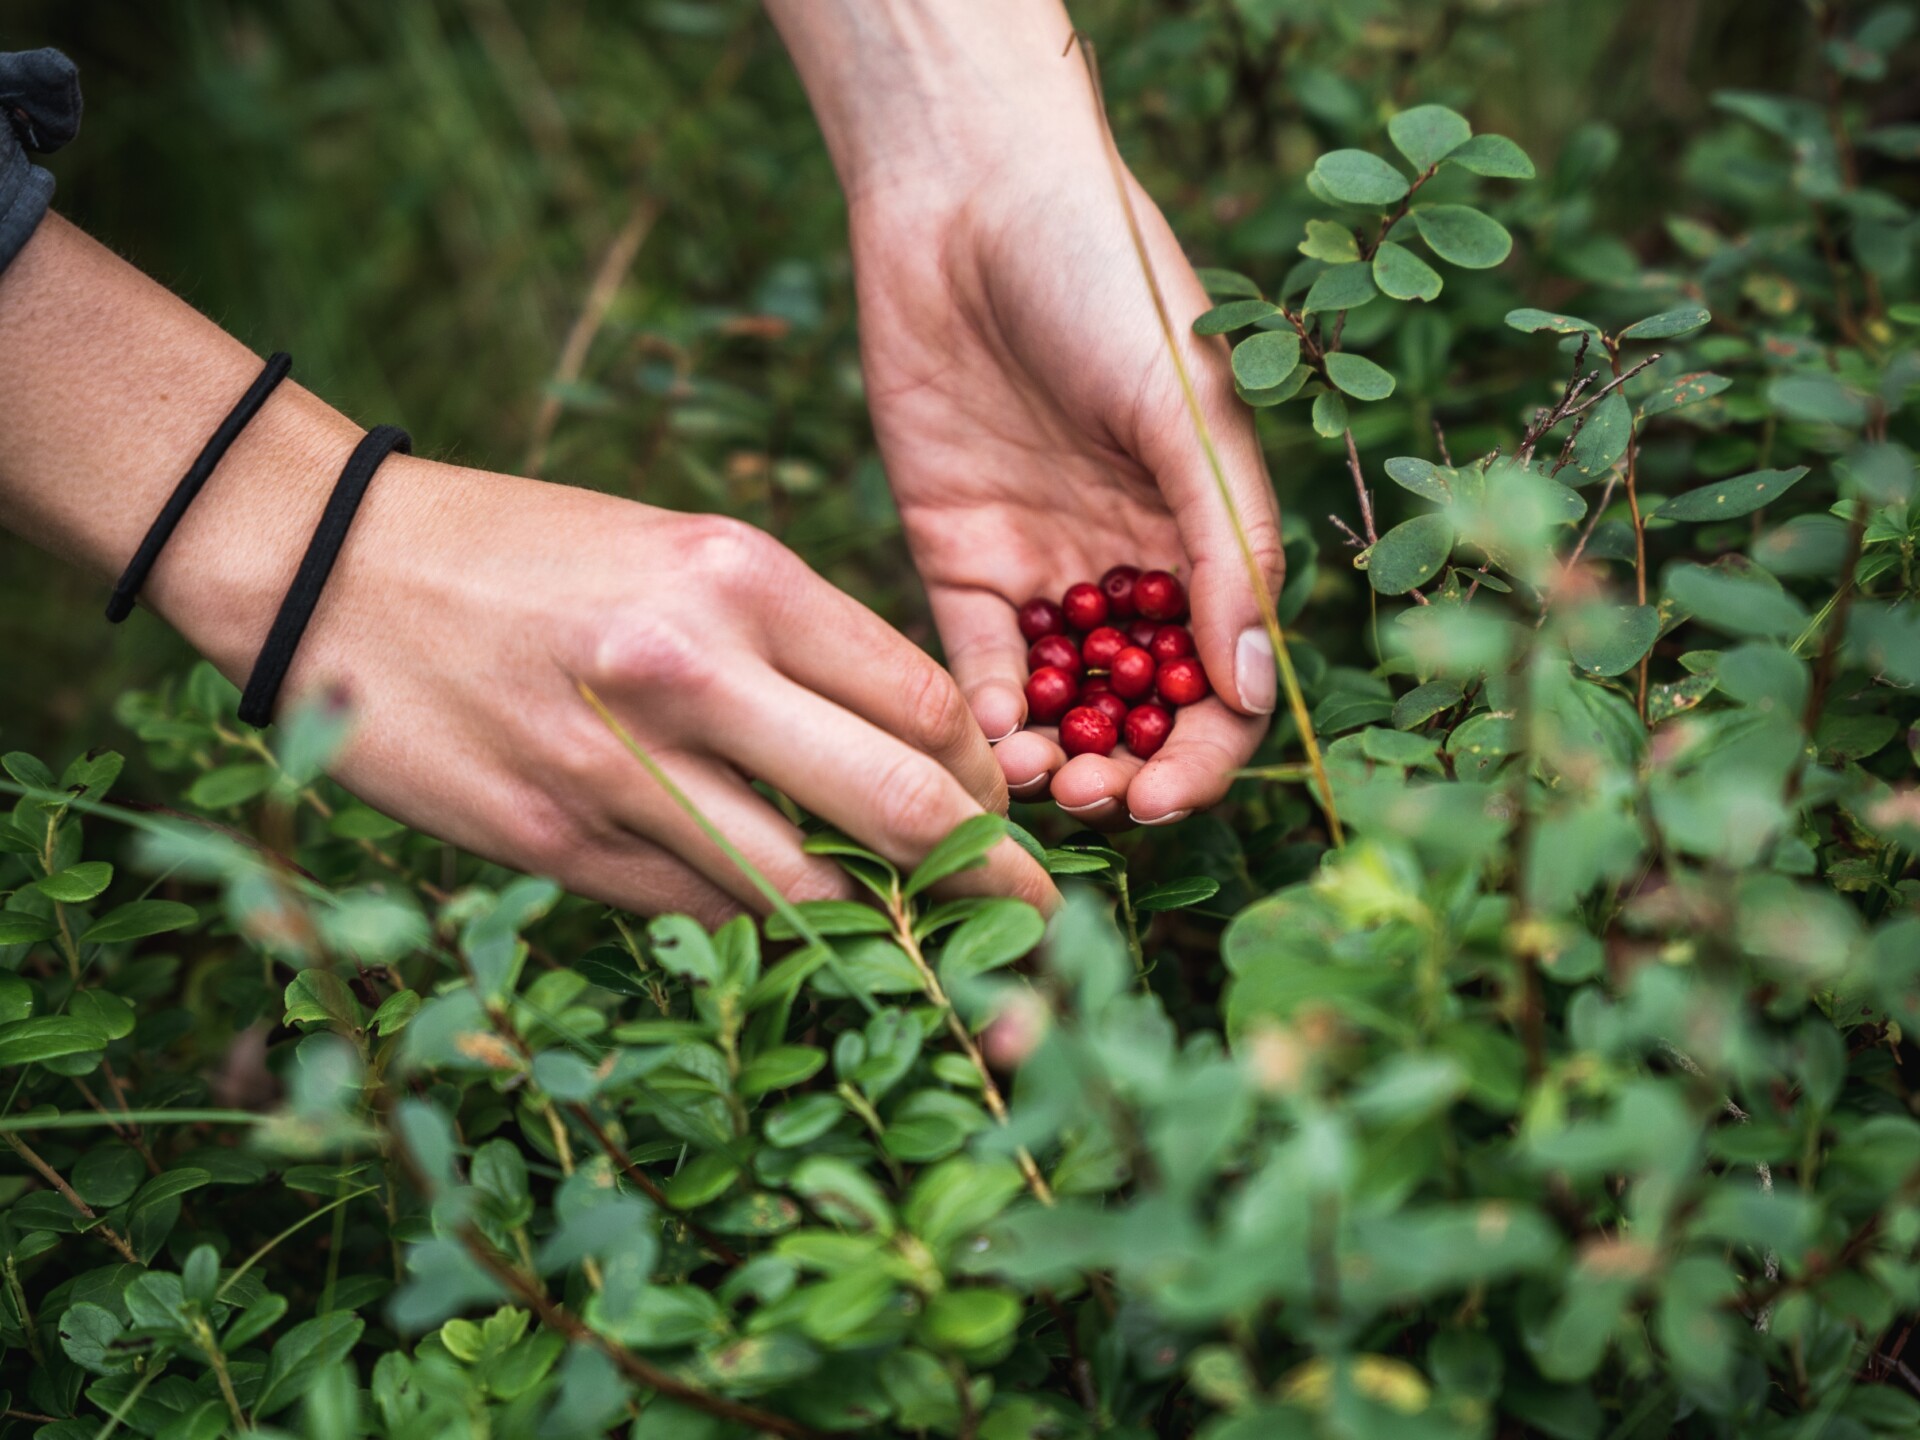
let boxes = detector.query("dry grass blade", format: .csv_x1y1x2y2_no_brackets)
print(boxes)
1071,35,1343,845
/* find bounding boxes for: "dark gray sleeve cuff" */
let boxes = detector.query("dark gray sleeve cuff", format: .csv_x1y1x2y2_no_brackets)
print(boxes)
0,48,82,275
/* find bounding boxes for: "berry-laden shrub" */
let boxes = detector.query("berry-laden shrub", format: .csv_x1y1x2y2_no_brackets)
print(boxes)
4,9,1920,1440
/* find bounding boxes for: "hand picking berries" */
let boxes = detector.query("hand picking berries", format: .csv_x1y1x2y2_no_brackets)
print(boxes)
1011,569,1202,759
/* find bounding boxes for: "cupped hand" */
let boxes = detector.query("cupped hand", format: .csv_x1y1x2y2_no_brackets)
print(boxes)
849,154,1283,829
206,466,1058,925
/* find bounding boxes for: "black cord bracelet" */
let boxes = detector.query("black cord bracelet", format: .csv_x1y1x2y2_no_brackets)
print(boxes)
237,424,411,728
106,351,293,623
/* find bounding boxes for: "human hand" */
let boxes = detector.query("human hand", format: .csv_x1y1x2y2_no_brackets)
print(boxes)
203,468,1061,924
767,0,1283,830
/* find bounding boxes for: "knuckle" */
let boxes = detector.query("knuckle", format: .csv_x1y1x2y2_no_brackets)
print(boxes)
590,610,716,696
874,754,958,855
681,514,786,596
512,796,589,879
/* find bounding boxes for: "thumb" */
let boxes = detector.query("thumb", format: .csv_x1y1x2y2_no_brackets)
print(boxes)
1150,378,1286,719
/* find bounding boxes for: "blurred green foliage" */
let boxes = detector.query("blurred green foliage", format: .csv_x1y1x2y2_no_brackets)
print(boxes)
3,3,1920,1439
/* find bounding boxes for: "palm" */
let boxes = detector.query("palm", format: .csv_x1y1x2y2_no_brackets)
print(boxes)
850,167,1281,824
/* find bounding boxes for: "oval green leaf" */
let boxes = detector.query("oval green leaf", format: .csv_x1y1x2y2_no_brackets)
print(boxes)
1303,262,1378,314
1325,352,1397,401
1389,104,1471,169
1384,456,1454,503
1366,514,1455,594
1566,604,1661,677
1194,299,1279,336
1619,305,1711,341
1311,390,1349,438
1414,206,1513,269
1444,133,1536,178
1373,241,1443,301
1657,466,1809,521
1313,149,1411,206
1231,330,1303,390
1506,308,1600,336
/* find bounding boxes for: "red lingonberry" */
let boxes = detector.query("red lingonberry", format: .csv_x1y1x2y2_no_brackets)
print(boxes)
1127,619,1159,648
1059,705,1118,757
1082,690,1129,727
1156,656,1211,707
1110,645,1157,700
1027,634,1081,676
1134,569,1187,623
1017,598,1066,642
1081,626,1128,669
1025,665,1079,725
1100,564,1141,620
1081,675,1112,695
1062,582,1109,631
1124,702,1173,759
1149,625,1195,662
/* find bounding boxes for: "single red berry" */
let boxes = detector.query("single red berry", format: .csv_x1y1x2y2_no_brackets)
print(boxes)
1124,702,1173,759
1149,625,1195,662
1059,705,1118,757
1027,634,1081,676
1127,619,1159,648
1081,676,1112,695
1017,598,1067,643
1156,656,1211,707
1082,691,1129,727
1025,665,1079,725
1134,569,1187,623
1110,645,1157,700
1081,626,1129,670
1062,582,1109,631
1100,564,1141,620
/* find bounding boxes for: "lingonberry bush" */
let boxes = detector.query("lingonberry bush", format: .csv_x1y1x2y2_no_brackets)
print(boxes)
4,4,1920,1439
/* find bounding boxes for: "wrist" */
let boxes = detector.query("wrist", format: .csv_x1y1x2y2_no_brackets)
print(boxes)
766,0,1104,208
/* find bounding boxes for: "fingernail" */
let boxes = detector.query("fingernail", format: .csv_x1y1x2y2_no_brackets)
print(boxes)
1008,773,1049,795
987,724,1020,744
1129,808,1192,827
1236,627,1277,715
1058,797,1117,816
972,684,1027,743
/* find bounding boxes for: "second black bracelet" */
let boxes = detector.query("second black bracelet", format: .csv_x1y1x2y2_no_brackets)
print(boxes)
237,424,411,729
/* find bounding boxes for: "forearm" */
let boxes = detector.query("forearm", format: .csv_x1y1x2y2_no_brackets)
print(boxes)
763,0,1101,204
0,215,430,679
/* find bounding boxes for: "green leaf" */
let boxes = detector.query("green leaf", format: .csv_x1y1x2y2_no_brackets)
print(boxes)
1230,330,1303,389
1414,206,1513,268
765,900,893,940
70,989,135,1041
1303,262,1378,314
1444,133,1536,178
1311,391,1349,438
1770,372,1868,426
37,861,112,904
1366,514,1455,594
1325,352,1397,401
1193,299,1279,336
906,815,1007,897
0,973,32,1025
1388,104,1472,168
1298,219,1360,263
1392,679,1466,730
1566,605,1661,677
1385,456,1453,503
284,970,365,1030
1237,363,1313,408
1506,308,1600,336
1619,305,1711,340
255,1314,366,1418
1313,149,1411,206
1638,371,1731,418
648,915,720,987
81,899,198,946
1373,241,1443,301
739,1045,826,1098
1134,877,1222,913
1666,564,1809,639
370,989,421,1036
940,900,1045,984
0,912,58,946
59,1302,134,1376
1194,266,1262,299
0,1016,108,1066
185,763,276,810
1657,466,1809,521
1568,391,1633,480
916,1288,1021,1355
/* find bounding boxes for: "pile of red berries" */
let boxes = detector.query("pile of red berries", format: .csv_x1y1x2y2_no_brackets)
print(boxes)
1018,566,1209,760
